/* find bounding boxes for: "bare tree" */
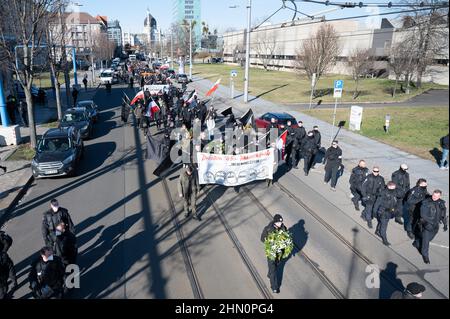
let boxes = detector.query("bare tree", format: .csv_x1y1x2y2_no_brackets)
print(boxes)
92,32,115,66
348,48,372,98
254,32,277,71
388,39,418,97
294,24,341,97
0,0,62,148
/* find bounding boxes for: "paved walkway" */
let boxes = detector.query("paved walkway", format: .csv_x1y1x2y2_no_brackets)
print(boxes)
191,76,449,297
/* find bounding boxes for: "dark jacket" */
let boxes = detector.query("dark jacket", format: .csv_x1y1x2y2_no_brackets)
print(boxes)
441,134,449,150
28,255,65,297
286,126,296,147
301,136,318,155
178,170,199,199
0,252,17,287
313,130,321,148
392,169,410,198
361,174,386,200
374,188,398,219
54,230,78,266
406,186,429,207
0,231,12,253
260,222,287,243
323,146,342,168
420,198,447,230
349,166,369,190
294,126,306,147
42,208,75,247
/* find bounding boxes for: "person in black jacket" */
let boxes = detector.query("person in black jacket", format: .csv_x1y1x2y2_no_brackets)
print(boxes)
440,134,449,170
391,164,410,225
260,214,287,294
374,181,399,246
0,231,12,253
361,167,386,228
301,131,319,176
311,126,321,169
292,121,306,169
28,247,66,299
53,222,77,267
284,120,297,170
0,251,17,299
121,101,131,124
405,179,429,239
323,140,342,191
42,199,75,248
413,190,448,264
349,160,369,211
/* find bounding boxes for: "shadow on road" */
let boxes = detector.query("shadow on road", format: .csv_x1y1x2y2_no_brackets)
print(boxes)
379,262,404,299
429,148,442,167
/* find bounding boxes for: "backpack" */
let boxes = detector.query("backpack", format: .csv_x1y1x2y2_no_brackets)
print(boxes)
0,231,13,253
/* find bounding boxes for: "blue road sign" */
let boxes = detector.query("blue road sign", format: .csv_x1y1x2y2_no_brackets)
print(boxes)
334,80,344,89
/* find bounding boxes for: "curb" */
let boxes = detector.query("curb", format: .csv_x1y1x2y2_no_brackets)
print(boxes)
0,172,34,227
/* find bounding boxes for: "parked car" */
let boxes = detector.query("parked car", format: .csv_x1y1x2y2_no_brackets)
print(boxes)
99,69,118,85
14,81,46,103
59,108,94,139
256,112,299,130
177,73,189,84
31,127,84,178
211,57,223,63
76,100,99,123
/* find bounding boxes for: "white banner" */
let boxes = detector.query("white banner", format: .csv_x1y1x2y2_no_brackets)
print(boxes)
143,84,169,95
197,149,275,186
349,105,363,131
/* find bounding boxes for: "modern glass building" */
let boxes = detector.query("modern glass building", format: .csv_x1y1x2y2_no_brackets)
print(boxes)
173,0,201,47
107,20,123,48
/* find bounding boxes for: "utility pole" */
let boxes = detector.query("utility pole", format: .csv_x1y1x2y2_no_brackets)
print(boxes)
170,31,174,69
243,0,252,103
189,20,193,80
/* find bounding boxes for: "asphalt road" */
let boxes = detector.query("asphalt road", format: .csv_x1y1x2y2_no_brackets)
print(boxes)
2,83,447,299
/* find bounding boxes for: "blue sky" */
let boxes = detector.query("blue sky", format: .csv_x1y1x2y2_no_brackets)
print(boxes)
70,0,399,33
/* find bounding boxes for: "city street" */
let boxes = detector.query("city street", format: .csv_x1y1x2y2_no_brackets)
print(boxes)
3,83,447,299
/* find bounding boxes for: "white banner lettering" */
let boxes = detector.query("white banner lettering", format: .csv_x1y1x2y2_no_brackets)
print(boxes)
197,149,275,186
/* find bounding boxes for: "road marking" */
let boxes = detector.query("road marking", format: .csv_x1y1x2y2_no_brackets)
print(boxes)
430,243,449,249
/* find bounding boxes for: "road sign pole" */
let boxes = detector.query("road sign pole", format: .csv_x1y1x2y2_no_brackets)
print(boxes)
331,97,338,144
230,77,234,99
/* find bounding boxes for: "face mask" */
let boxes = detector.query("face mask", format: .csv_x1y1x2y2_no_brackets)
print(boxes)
51,206,59,213
55,230,62,236
421,186,427,189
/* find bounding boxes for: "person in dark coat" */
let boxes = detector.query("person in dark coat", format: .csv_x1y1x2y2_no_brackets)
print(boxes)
0,251,17,299
405,179,429,239
260,214,287,294
292,121,306,169
18,100,29,127
121,102,131,124
284,120,297,170
374,181,399,246
300,131,318,176
440,134,449,169
53,222,77,267
413,190,447,264
391,163,410,225
0,231,12,253
391,282,426,299
71,87,79,107
361,167,386,228
349,160,369,211
6,95,17,124
311,125,321,169
42,199,75,248
28,247,65,299
178,165,200,220
323,140,343,191
225,113,237,130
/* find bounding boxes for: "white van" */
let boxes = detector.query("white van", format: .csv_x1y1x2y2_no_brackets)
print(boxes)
100,70,115,85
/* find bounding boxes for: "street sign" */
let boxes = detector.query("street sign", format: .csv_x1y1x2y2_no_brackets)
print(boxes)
311,73,317,88
334,80,344,98
349,105,363,131
231,70,238,77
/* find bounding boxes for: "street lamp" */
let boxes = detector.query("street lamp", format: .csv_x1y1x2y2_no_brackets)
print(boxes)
181,20,193,80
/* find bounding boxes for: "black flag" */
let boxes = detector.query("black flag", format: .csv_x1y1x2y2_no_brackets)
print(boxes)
239,108,255,128
153,154,174,177
220,107,233,117
146,134,165,164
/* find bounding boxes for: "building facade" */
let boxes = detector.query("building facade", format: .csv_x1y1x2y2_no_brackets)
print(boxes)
173,0,201,47
144,10,158,48
223,18,449,85
107,20,123,47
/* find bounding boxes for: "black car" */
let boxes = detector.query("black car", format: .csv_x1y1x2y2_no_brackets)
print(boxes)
76,100,99,123
59,108,94,139
31,127,84,178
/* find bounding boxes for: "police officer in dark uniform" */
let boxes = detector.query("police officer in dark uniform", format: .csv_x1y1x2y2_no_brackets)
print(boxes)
405,179,429,239
0,251,17,299
374,181,398,246
361,167,385,228
391,164,410,225
349,160,369,211
301,131,318,176
42,199,75,248
413,190,448,264
323,140,342,191
28,247,65,299
292,121,306,169
260,214,287,294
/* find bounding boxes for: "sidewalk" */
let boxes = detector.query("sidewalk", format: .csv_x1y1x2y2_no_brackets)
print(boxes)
191,76,449,297
0,85,100,222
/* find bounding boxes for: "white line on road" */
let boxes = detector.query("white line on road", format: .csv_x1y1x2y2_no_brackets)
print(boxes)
430,243,449,249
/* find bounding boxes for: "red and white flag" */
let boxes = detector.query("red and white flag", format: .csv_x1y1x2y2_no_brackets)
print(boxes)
206,78,221,97
145,100,160,118
187,90,197,104
130,90,144,105
276,130,288,160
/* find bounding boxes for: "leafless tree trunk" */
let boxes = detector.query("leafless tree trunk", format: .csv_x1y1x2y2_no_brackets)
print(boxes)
348,48,372,98
294,23,341,98
389,40,416,97
0,0,62,148
254,32,277,71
